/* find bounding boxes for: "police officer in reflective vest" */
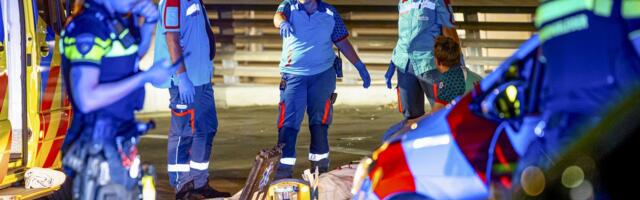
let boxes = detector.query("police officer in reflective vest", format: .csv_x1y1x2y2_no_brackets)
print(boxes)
515,0,640,189
60,0,173,199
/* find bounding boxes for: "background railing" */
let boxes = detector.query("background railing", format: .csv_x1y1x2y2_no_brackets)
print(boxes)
202,0,538,85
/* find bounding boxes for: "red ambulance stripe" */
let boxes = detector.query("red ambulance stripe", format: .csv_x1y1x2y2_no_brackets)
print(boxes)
37,67,61,155
43,109,72,167
446,94,498,184
0,75,8,112
6,130,11,151
41,67,60,111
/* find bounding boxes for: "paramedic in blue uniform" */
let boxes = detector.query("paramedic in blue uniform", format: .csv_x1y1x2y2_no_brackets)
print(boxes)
154,0,229,198
384,0,460,124
272,0,371,179
60,0,172,198
516,0,640,187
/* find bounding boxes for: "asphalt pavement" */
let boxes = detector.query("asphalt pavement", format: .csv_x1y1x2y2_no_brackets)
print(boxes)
136,105,402,199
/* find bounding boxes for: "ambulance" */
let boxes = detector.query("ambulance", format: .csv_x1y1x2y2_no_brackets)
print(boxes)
1,0,72,198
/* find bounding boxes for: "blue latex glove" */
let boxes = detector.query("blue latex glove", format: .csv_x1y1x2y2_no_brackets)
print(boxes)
177,73,195,104
280,22,294,38
354,61,371,89
385,61,396,89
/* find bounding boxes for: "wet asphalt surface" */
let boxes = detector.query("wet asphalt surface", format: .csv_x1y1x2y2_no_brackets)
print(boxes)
136,106,402,199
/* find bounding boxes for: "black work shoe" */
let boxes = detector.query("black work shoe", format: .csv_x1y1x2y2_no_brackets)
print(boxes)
175,181,195,200
310,159,330,174
192,183,231,198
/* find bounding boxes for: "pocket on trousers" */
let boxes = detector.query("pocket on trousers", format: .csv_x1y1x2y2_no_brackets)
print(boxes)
170,109,195,136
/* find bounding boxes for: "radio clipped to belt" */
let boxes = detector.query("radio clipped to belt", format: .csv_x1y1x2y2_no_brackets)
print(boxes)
334,51,343,78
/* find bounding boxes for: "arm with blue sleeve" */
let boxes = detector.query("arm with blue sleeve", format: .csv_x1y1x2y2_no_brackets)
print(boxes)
385,3,402,89
163,0,195,104
330,6,370,88
273,0,293,37
437,0,460,44
65,33,174,113
70,63,173,113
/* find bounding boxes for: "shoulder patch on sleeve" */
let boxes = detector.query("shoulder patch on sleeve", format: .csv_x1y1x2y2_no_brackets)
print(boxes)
164,0,180,29
76,33,95,55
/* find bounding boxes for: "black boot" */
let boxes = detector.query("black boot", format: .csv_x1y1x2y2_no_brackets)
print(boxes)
175,181,195,200
275,164,294,180
310,159,330,174
192,181,231,199
309,125,330,174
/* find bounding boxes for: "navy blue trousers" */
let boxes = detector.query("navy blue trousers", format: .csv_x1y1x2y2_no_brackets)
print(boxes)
167,83,218,190
276,68,336,178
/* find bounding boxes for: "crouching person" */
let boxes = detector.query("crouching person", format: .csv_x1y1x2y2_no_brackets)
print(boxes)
431,36,467,112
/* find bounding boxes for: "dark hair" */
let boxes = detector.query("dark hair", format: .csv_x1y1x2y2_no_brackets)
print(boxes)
434,36,462,67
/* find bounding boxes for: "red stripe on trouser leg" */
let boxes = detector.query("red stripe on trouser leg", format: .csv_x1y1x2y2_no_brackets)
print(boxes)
371,142,416,198
396,87,403,113
172,109,195,134
322,99,331,124
278,102,285,129
190,110,194,134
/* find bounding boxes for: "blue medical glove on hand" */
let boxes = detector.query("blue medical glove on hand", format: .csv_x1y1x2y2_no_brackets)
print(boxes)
354,61,371,89
280,22,294,38
177,73,195,104
385,61,396,89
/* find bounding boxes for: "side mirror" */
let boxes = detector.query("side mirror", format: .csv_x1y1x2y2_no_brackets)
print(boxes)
480,81,526,121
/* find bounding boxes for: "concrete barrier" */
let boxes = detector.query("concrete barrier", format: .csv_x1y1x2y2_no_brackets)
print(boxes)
141,84,398,113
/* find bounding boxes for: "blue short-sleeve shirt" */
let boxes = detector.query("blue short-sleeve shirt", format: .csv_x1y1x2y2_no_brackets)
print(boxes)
154,0,214,87
392,0,455,76
277,0,349,76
